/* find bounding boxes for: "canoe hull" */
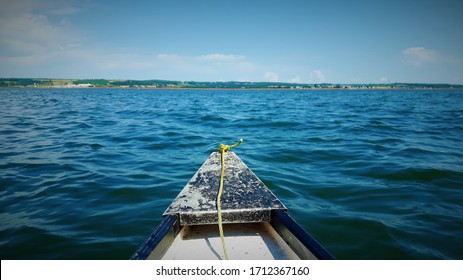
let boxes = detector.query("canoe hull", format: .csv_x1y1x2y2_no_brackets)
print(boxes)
131,152,334,260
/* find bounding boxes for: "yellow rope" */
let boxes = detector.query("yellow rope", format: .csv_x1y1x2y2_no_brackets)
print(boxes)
217,138,243,260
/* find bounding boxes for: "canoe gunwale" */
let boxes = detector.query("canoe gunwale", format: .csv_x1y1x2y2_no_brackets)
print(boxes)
270,210,335,260
130,215,179,260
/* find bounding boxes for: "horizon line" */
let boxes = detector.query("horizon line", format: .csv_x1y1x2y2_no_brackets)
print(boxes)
1,77,462,86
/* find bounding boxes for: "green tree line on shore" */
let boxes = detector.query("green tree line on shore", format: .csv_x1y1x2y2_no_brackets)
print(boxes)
1,78,462,89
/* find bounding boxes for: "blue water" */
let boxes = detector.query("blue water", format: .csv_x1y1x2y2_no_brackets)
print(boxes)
1,88,462,259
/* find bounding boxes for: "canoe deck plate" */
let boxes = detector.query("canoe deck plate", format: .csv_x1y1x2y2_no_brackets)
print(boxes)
163,152,286,225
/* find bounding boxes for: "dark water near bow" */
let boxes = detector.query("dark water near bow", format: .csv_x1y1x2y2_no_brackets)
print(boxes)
1,88,462,259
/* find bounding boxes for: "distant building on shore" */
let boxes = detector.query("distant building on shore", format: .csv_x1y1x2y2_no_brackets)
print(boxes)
56,83,95,88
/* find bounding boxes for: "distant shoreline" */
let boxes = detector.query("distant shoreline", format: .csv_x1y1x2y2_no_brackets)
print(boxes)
2,86,462,91
1,78,462,90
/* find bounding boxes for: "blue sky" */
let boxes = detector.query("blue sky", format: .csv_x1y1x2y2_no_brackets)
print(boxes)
1,0,462,84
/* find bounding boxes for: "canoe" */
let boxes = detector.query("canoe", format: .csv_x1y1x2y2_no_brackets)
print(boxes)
131,151,334,260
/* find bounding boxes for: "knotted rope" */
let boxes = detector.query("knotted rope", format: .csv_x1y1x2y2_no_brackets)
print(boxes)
217,138,243,260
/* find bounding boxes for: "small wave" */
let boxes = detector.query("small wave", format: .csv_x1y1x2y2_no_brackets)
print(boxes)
71,122,93,129
313,215,412,259
142,143,167,150
106,187,149,203
88,143,104,150
309,148,358,161
0,226,72,259
200,115,228,122
356,165,454,182
307,136,343,143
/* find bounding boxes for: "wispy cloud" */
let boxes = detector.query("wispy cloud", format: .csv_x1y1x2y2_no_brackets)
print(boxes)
290,75,302,83
195,53,246,62
264,72,279,82
379,76,388,82
0,1,154,78
309,70,326,83
190,53,257,81
403,47,438,66
49,6,80,16
156,54,183,62
0,0,84,64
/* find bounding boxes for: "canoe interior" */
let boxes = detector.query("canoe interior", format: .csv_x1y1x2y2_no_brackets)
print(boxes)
156,221,301,260
131,210,334,260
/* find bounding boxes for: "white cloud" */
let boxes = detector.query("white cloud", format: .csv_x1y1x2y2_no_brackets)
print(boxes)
309,70,326,83
195,53,246,62
403,47,438,65
156,54,183,62
264,72,279,82
379,77,388,82
0,1,83,62
0,2,263,81
49,6,80,16
0,0,38,15
290,75,302,83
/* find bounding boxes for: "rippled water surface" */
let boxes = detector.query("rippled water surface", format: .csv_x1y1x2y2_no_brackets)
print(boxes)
1,88,462,259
